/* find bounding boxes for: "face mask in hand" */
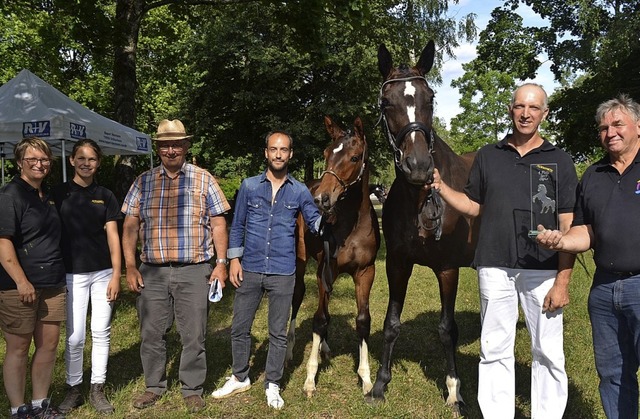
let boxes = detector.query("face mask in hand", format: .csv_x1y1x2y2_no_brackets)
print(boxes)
209,278,222,303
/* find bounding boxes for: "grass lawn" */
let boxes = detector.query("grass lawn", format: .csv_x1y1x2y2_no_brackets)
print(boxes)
0,224,607,418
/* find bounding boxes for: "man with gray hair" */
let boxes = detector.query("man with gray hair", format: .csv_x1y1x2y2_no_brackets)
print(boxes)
538,94,640,418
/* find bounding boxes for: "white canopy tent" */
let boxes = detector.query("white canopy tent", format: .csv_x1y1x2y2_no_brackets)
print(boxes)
0,69,152,183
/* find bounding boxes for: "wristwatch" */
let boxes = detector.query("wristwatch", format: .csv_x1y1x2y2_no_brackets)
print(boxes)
215,258,229,266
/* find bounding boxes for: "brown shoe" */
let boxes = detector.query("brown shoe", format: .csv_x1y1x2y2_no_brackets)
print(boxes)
90,383,114,414
132,391,161,409
184,395,205,413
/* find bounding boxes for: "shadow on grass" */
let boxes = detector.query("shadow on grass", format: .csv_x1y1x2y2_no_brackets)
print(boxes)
105,286,238,394
273,306,602,419
103,273,601,419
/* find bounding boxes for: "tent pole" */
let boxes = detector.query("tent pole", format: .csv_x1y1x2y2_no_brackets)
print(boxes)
61,139,67,182
1,143,5,185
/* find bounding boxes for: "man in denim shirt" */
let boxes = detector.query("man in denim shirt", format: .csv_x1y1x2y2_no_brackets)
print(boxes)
211,130,322,409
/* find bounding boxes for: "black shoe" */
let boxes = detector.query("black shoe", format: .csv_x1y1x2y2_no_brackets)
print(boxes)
90,383,115,414
58,385,84,413
31,399,65,419
10,404,33,419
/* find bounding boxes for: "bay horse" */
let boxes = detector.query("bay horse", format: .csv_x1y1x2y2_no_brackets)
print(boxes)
365,41,477,416
286,115,381,397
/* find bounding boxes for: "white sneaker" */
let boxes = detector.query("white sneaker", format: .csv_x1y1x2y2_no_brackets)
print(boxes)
211,375,251,399
265,382,284,410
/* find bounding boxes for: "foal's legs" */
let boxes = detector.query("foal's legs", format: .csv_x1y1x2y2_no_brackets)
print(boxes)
286,259,307,364
354,265,374,394
303,270,331,398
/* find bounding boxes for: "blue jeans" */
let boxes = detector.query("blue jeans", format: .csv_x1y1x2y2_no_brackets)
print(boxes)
231,271,294,388
589,270,640,419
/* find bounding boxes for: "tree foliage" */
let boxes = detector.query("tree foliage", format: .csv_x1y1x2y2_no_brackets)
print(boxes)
133,0,478,184
503,0,640,159
449,68,515,153
1,0,477,194
448,8,529,153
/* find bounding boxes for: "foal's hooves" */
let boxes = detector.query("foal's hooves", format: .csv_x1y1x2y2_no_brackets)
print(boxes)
303,381,316,399
449,401,466,418
363,391,385,405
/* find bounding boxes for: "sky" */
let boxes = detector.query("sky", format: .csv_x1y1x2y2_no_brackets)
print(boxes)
435,0,555,127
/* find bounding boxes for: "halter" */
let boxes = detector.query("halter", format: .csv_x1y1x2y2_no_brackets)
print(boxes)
376,75,444,240
375,75,436,167
318,134,368,205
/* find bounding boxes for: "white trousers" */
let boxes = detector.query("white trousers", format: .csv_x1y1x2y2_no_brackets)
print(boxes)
477,267,567,419
65,269,114,385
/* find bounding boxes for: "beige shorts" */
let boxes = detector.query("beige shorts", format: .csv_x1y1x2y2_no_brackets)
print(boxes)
0,286,66,334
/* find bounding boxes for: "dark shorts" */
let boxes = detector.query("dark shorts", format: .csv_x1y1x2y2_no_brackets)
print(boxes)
0,286,66,334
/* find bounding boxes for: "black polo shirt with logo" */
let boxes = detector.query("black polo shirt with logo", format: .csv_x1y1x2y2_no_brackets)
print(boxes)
0,177,65,290
52,180,122,274
573,150,640,273
465,137,578,270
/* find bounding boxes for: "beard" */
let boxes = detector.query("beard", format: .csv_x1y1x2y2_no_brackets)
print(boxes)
267,159,288,174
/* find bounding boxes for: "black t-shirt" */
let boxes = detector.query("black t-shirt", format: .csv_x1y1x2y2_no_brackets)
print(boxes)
52,180,122,274
0,177,65,290
573,151,640,272
465,137,578,270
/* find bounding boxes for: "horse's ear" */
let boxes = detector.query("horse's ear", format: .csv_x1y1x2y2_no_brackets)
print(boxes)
324,115,333,131
378,44,393,79
324,115,340,137
416,40,435,75
354,117,365,139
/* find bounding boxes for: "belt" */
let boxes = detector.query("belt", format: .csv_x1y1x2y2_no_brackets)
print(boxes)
608,270,640,277
144,260,209,268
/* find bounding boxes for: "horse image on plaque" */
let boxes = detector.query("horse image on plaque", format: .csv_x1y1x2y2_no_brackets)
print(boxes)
529,163,559,237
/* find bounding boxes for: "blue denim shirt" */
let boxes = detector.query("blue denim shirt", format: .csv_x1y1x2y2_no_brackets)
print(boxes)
228,172,321,275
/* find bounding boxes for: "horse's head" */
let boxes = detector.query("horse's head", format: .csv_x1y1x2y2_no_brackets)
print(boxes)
377,41,436,185
314,116,367,213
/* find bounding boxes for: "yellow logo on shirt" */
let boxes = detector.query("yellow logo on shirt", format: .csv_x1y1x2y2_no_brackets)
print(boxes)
535,164,555,174
92,200,105,205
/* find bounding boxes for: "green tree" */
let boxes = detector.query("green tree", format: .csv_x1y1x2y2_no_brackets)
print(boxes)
503,0,640,158
449,68,514,153
474,8,542,80
177,1,477,182
2,0,478,191
448,8,534,153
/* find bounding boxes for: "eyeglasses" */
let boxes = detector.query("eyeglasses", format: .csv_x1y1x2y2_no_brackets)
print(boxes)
22,157,52,166
158,141,188,152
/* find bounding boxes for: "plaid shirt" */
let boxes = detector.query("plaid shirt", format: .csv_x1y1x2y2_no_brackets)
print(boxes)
121,163,230,264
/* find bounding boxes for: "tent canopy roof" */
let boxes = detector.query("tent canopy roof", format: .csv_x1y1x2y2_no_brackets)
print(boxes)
0,69,151,159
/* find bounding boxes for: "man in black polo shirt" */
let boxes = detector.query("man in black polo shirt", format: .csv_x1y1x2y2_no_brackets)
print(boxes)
431,83,577,418
537,94,640,418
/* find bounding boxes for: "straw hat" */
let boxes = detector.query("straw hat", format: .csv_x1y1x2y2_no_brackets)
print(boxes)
155,119,193,141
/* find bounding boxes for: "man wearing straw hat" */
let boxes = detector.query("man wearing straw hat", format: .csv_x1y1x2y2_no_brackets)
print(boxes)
122,119,230,413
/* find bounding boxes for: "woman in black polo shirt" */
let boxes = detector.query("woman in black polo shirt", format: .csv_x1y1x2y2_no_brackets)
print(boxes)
53,139,121,415
0,137,66,419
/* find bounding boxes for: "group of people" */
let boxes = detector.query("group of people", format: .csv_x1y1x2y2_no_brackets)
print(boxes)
431,84,640,419
0,137,121,418
1,85,639,418
0,119,322,417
